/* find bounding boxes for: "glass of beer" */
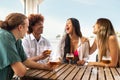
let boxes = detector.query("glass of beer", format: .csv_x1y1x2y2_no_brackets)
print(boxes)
49,59,61,65
66,53,74,64
43,46,52,55
49,53,61,72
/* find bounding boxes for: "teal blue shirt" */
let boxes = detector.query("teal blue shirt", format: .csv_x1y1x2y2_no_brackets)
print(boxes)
0,29,27,80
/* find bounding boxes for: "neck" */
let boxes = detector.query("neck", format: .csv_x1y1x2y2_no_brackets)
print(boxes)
69,33,79,40
33,32,41,41
11,29,20,40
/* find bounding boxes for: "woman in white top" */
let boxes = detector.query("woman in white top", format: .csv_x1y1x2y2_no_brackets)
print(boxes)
22,14,52,64
57,18,89,65
88,18,120,67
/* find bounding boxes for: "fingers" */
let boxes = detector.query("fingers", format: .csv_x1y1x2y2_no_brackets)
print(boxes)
43,50,52,55
77,60,85,65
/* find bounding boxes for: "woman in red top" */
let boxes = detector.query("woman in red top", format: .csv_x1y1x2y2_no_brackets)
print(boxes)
57,18,89,65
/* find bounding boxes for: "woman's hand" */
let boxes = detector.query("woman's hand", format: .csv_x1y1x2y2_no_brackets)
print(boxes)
81,37,89,43
77,60,85,66
88,62,95,66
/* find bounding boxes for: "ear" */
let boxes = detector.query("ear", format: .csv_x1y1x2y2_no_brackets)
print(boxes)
18,25,23,31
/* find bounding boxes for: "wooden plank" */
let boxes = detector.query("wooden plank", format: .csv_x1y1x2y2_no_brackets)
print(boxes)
42,64,66,79
23,65,120,80
73,66,87,80
98,67,105,80
35,70,50,78
64,65,80,80
82,66,93,80
27,70,43,77
116,68,120,74
110,68,120,80
25,69,39,76
90,66,97,80
49,64,71,79
57,64,75,80
104,67,113,80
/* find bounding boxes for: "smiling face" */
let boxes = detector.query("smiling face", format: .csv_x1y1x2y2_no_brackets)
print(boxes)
32,21,44,35
18,19,29,38
93,23,99,34
65,19,74,34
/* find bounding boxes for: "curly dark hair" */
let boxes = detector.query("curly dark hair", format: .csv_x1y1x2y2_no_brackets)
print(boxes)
28,14,44,33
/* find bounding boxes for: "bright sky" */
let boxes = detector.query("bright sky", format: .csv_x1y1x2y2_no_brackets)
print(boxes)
0,0,120,39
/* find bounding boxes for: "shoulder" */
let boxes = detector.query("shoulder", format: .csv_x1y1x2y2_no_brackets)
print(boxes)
22,34,30,40
22,34,31,43
81,36,89,44
41,36,50,43
42,36,48,40
0,29,15,41
0,29,11,36
60,34,67,42
108,35,118,47
108,35,117,42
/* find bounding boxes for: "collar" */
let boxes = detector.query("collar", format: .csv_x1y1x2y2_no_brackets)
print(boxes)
29,33,44,42
78,38,82,46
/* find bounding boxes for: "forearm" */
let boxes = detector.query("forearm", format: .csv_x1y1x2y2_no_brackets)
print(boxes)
93,62,106,67
28,56,41,62
23,59,46,70
88,61,117,67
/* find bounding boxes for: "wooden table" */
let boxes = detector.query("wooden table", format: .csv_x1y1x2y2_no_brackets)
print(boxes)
21,64,120,80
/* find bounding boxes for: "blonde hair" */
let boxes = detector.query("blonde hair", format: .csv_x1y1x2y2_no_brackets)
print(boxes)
96,18,115,61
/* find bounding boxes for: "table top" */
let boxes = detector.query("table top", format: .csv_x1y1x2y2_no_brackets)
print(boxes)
21,64,120,80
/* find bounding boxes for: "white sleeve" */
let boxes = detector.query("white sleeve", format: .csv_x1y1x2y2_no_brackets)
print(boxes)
78,42,89,61
57,39,65,60
83,42,89,61
56,35,66,61
22,38,30,58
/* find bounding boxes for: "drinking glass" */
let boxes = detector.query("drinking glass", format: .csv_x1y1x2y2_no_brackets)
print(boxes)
49,52,61,72
66,53,74,64
43,46,52,55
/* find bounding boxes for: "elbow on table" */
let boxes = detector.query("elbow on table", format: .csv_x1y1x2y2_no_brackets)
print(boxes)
16,69,27,77
108,63,118,67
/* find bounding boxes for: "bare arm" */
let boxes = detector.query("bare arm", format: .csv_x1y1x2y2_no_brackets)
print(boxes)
11,58,53,77
89,39,97,55
107,35,118,67
28,50,51,62
88,35,119,67
23,59,53,70
28,55,42,62
11,62,27,77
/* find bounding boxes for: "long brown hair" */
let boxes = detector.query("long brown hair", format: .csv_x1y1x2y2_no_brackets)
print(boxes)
0,13,27,31
96,18,115,61
64,18,82,63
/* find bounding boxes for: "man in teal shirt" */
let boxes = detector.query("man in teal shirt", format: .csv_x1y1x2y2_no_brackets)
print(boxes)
0,29,27,80
0,13,53,80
